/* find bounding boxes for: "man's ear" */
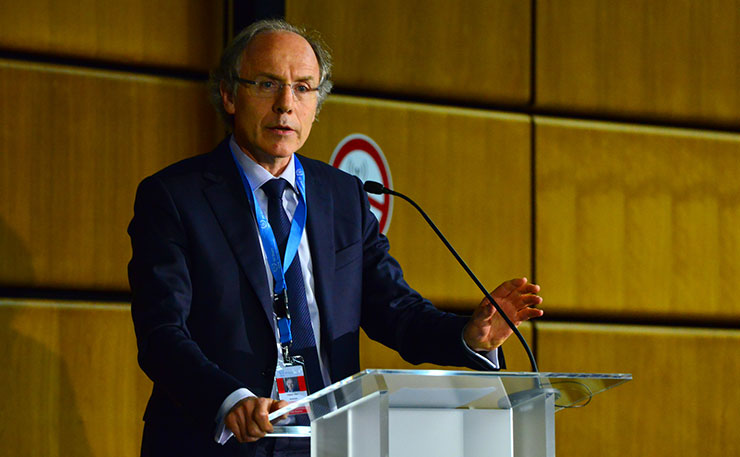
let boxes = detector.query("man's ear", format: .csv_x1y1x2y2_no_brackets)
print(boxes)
220,81,236,115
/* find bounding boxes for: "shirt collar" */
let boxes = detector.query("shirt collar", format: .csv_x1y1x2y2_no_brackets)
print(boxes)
229,135,296,192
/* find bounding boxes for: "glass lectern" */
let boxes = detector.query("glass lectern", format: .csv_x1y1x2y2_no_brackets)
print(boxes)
266,369,631,457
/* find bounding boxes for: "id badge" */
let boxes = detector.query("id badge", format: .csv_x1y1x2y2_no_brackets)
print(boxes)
275,363,308,415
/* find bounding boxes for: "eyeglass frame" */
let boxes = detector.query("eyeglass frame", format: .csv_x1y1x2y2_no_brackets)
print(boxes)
235,76,321,100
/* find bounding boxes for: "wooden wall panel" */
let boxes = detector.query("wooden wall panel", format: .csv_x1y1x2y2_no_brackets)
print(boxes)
536,117,740,319
536,0,740,125
287,0,531,105
0,60,222,290
538,322,740,457
0,0,223,71
0,299,151,457
360,322,533,372
300,95,532,309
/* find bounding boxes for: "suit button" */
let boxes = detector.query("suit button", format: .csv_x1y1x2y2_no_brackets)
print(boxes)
261,370,268,377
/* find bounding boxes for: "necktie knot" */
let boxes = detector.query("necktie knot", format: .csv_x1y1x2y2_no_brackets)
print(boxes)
261,178,289,201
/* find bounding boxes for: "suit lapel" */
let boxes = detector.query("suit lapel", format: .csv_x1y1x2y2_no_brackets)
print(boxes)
202,142,273,324
302,157,335,341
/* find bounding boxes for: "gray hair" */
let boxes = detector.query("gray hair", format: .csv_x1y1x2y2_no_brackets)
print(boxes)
208,19,333,129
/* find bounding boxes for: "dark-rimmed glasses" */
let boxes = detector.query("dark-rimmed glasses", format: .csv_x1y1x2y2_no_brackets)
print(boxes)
236,77,319,102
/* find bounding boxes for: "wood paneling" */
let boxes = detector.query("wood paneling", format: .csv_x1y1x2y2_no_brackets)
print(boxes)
0,60,222,290
301,95,533,309
538,322,740,457
0,299,150,457
287,0,531,105
536,0,740,125
536,117,740,319
360,322,534,372
0,0,223,71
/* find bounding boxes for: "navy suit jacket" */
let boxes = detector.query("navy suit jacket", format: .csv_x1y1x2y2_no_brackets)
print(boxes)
128,139,500,455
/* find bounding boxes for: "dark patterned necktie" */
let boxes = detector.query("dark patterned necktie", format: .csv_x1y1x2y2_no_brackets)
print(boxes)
261,178,324,394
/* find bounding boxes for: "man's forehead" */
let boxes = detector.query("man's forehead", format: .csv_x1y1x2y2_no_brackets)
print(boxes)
240,31,319,77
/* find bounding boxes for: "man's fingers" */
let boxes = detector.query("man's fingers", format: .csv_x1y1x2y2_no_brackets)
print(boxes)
518,307,544,321
225,411,243,442
225,397,284,443
519,282,540,295
270,399,290,412
480,291,541,317
247,398,274,438
492,277,528,299
226,400,251,442
519,294,543,308
270,400,290,421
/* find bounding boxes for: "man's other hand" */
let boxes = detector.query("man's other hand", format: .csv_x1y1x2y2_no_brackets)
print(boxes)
225,396,288,443
463,277,543,352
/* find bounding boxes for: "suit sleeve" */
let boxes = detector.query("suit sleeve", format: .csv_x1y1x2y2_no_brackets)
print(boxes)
128,176,244,423
354,178,504,370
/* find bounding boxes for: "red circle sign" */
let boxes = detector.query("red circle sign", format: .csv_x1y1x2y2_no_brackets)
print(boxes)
330,134,393,234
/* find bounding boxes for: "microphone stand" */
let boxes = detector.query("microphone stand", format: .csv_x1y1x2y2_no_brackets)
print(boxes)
363,180,539,373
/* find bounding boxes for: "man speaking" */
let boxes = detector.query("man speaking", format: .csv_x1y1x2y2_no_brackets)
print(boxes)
128,19,543,457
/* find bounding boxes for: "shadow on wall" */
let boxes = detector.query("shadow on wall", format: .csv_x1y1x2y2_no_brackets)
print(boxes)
0,218,94,456
0,215,34,288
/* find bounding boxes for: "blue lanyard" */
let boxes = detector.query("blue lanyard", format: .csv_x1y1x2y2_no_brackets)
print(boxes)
231,151,307,346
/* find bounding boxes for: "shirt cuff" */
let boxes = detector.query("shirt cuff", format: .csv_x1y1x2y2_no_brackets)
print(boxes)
214,387,255,445
461,332,500,370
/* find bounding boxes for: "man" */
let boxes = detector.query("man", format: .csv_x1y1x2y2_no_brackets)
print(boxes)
128,19,543,457
284,377,298,393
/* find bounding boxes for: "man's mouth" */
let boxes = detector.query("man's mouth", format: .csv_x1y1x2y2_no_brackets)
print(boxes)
269,125,294,133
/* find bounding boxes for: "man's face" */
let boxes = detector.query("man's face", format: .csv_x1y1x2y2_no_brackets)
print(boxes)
221,31,321,167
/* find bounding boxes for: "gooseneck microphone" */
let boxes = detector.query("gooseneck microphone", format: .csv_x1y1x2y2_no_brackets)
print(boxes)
364,180,539,373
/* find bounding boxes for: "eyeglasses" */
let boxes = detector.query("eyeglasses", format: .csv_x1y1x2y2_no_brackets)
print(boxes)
235,77,320,101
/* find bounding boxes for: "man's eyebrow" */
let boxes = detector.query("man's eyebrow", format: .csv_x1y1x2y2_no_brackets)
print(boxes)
255,72,317,82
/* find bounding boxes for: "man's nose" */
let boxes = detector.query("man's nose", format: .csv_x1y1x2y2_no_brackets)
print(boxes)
272,84,294,114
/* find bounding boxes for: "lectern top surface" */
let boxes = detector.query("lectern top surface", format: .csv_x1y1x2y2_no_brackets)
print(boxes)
268,369,631,423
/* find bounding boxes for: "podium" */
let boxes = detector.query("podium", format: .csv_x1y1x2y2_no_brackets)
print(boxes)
267,369,631,457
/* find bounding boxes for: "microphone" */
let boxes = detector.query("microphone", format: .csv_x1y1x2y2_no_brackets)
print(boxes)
362,180,387,195
363,180,539,372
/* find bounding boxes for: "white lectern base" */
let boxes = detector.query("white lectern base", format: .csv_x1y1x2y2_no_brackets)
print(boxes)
390,408,513,457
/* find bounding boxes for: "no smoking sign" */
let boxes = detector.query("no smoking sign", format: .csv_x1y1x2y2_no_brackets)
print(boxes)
329,134,393,234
